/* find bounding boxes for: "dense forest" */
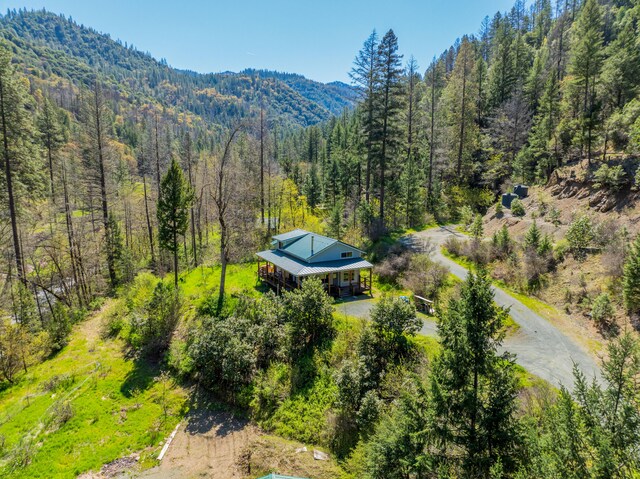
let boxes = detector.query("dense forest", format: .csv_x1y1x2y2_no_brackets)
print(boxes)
0,1,640,478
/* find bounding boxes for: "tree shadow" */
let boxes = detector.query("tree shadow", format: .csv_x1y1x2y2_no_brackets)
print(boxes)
120,353,162,398
184,409,248,438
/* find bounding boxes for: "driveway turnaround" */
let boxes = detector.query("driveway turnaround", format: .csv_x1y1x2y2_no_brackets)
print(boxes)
403,226,602,389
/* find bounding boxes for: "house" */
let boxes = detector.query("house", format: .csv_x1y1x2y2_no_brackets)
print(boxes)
256,229,373,297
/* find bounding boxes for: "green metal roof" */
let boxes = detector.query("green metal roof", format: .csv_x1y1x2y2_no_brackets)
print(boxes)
271,229,309,242
282,232,337,261
256,249,372,276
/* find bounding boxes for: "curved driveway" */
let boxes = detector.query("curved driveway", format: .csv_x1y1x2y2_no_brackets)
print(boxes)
404,226,602,389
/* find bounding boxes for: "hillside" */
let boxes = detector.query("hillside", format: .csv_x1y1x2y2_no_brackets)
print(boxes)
0,9,355,127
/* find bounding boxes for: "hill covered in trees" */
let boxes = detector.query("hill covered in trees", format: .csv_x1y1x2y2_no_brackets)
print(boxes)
0,9,355,128
296,0,640,233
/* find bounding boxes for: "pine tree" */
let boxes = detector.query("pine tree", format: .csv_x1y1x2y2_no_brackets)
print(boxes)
566,0,604,162
423,57,445,209
0,43,44,285
328,200,344,240
524,220,542,250
623,235,640,314
158,158,194,287
350,31,380,205
376,29,404,226
429,269,520,476
84,81,118,290
441,37,478,182
304,162,321,208
36,97,66,201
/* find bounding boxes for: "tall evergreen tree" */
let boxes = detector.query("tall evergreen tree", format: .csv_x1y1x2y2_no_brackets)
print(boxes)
428,269,520,476
442,37,478,182
566,0,604,162
157,158,194,287
350,30,380,205
376,29,404,226
0,44,44,285
36,97,66,201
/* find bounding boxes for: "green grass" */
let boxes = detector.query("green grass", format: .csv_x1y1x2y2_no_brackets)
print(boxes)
0,301,188,479
178,262,265,305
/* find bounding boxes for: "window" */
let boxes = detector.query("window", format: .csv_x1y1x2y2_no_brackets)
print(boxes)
341,251,353,258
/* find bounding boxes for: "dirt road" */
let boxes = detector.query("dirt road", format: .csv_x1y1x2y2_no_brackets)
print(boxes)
405,226,602,389
139,411,258,479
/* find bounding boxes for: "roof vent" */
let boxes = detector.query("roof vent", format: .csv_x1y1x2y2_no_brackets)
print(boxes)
311,236,314,255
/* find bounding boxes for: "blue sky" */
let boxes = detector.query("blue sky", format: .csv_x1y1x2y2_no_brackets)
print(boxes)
4,0,516,83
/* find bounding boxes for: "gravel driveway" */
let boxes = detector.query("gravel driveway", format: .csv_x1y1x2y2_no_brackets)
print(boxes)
405,226,602,389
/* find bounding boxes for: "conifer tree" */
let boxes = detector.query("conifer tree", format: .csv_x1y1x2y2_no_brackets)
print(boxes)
37,97,66,201
350,30,380,205
376,29,404,226
566,0,604,162
0,43,43,285
623,235,640,314
429,269,520,476
158,158,194,287
441,36,478,182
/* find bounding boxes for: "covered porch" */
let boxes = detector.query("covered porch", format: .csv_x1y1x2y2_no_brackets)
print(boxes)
256,255,373,298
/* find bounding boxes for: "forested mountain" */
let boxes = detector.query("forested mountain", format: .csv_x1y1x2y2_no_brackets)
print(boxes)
297,0,640,234
0,9,355,127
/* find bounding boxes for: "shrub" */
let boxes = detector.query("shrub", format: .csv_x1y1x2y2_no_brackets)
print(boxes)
444,236,464,257
374,246,411,284
591,293,615,327
283,277,335,359
594,164,627,191
511,199,525,217
495,202,503,217
189,316,257,398
251,362,291,420
566,215,595,260
46,303,72,352
128,282,182,356
399,254,449,300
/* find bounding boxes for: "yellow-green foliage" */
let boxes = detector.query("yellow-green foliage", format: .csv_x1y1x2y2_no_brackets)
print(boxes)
0,302,188,479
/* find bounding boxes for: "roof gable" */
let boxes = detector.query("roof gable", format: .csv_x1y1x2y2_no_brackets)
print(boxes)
281,233,336,261
271,229,309,242
269,230,364,263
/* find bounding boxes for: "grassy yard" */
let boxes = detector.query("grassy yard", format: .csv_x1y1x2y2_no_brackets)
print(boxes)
178,262,265,305
0,301,188,479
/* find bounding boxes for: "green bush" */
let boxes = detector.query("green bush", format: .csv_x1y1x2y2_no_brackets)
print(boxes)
591,293,614,326
566,215,595,260
127,282,182,356
251,362,291,420
511,199,525,217
594,164,626,191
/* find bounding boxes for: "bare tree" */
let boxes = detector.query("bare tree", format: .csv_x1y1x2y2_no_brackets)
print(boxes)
211,123,244,301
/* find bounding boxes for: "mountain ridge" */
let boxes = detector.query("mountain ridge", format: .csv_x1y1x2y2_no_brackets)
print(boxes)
0,8,355,127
